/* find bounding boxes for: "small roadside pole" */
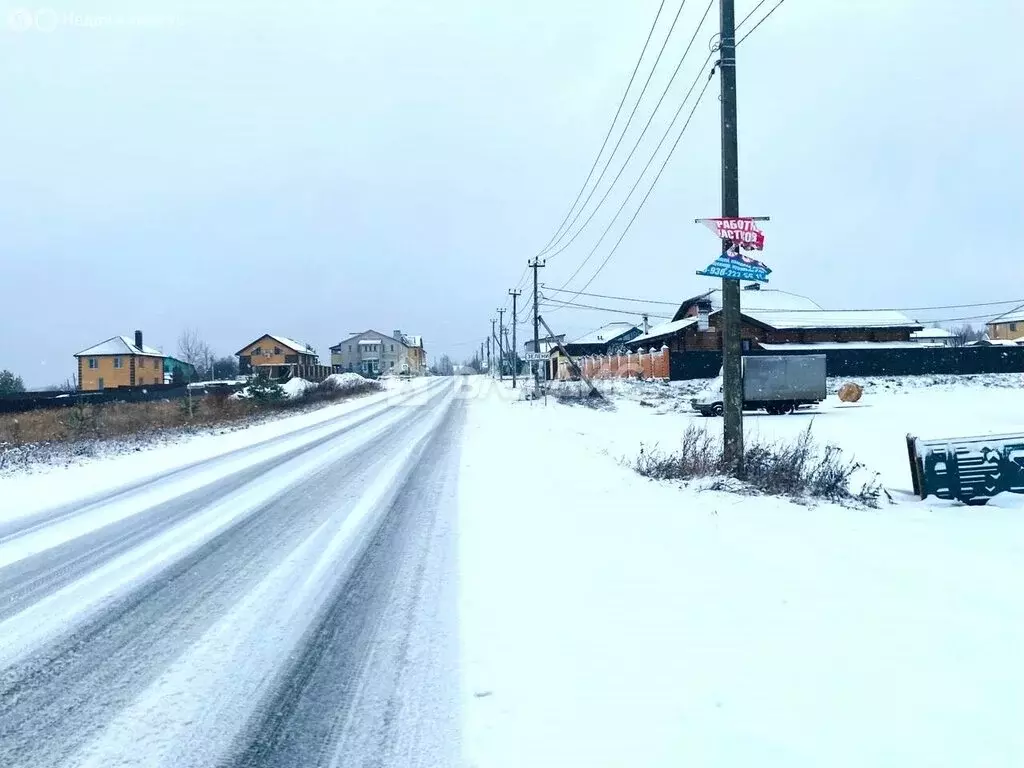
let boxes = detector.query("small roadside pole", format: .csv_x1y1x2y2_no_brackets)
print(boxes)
538,314,599,397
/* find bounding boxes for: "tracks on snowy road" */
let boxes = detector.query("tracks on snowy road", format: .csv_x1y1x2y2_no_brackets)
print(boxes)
0,378,462,768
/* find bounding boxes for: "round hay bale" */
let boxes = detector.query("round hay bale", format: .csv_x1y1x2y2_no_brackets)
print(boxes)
837,382,863,403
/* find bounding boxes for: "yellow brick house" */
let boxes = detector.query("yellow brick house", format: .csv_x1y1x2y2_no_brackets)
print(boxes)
74,331,165,391
986,304,1024,342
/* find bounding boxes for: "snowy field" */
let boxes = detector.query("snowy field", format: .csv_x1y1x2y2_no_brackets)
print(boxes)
458,374,1024,767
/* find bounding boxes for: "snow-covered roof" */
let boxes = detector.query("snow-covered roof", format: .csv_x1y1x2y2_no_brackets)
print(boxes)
404,335,423,348
967,338,1024,347
629,317,698,346
760,341,938,351
988,304,1024,325
358,339,383,345
911,327,955,339
569,322,641,346
266,334,316,355
75,336,163,358
742,309,921,330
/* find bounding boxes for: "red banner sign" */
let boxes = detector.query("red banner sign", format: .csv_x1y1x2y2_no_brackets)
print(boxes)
697,217,765,250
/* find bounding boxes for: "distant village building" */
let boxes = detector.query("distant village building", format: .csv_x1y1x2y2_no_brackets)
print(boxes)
986,304,1024,342
74,330,169,391
330,329,426,376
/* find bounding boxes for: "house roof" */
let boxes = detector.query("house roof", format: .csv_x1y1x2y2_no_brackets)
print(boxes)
331,329,406,351
236,333,316,356
674,287,822,320
75,336,164,358
404,335,424,348
568,322,641,346
628,317,698,346
988,303,1024,325
911,327,955,339
741,309,921,330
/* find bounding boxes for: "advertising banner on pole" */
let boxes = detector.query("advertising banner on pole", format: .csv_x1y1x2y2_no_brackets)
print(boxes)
694,215,771,283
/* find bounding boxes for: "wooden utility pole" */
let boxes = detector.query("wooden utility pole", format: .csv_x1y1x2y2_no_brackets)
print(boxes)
529,258,545,391
496,308,506,381
486,334,491,374
508,289,521,388
538,315,599,397
719,0,743,476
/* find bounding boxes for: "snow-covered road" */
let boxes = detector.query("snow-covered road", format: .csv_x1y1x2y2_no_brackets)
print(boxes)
0,378,462,768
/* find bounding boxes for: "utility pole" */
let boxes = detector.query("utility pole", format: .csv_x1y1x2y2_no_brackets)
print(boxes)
508,289,521,388
529,258,545,390
642,313,650,334
486,334,491,375
719,0,743,476
496,308,506,381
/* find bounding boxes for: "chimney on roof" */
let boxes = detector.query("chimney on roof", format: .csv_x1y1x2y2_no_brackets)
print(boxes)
393,330,403,343
135,330,143,350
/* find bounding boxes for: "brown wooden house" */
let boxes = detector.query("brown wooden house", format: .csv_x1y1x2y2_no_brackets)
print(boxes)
628,285,922,352
237,333,321,380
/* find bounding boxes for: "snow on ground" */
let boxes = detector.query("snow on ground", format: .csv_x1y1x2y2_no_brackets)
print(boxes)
0,377,435,521
458,376,1024,767
547,373,1024,494
321,372,374,392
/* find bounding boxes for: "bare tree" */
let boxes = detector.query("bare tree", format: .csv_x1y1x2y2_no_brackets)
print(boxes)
178,328,213,377
950,323,984,347
434,355,454,376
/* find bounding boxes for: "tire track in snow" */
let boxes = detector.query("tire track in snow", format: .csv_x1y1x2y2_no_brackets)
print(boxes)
0,383,456,768
0,383,447,620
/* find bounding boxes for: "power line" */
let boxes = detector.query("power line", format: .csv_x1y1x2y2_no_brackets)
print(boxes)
535,0,669,257
737,0,788,45
736,0,769,31
540,296,673,319
551,69,715,307
541,297,1020,327
542,0,716,263
541,284,679,306
542,285,1024,315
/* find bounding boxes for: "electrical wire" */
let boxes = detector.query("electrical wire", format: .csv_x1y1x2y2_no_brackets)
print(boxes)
736,0,769,31
737,0,788,46
540,297,1020,328
542,0,716,263
549,69,715,309
540,287,1024,315
534,0,669,257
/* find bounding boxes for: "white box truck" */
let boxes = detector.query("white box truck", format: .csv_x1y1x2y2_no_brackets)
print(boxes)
691,354,827,416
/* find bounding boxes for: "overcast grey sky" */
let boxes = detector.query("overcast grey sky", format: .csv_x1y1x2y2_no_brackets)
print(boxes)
2,0,1021,386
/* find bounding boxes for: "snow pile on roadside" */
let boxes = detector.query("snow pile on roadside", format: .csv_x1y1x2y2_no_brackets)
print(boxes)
281,378,316,399
320,373,372,392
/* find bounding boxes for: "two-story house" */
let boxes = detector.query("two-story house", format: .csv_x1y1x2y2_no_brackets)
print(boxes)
237,333,319,380
74,330,165,391
987,304,1024,342
330,329,426,376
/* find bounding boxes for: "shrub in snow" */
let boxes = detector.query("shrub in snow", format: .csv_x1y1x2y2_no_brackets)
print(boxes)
247,376,285,402
634,424,881,506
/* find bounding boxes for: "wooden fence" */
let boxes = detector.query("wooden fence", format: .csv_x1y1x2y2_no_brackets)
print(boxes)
562,345,671,380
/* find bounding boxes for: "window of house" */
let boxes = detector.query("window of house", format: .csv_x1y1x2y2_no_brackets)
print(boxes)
114,357,122,369
88,358,97,369
1011,322,1018,332
390,360,395,368
139,358,145,368
274,346,282,355
390,344,394,352
253,346,262,356
98,377,104,390
349,345,353,354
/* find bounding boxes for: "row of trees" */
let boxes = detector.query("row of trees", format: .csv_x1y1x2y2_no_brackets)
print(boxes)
176,328,240,380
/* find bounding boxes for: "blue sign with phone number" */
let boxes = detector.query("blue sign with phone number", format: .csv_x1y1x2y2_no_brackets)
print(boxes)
697,251,771,283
